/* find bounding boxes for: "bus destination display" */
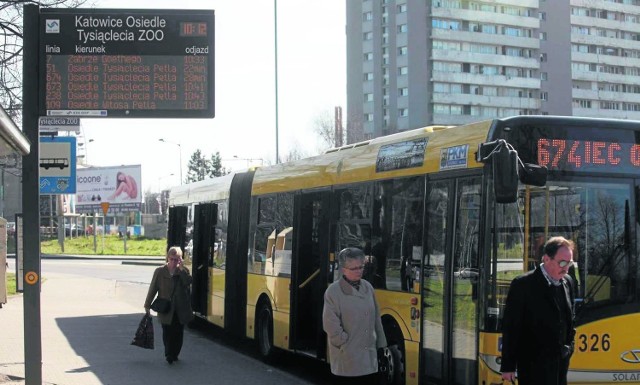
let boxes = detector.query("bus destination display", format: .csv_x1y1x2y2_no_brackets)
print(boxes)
39,9,214,118
538,138,640,173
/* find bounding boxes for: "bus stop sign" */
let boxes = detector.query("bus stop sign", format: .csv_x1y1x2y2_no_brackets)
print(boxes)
39,136,76,194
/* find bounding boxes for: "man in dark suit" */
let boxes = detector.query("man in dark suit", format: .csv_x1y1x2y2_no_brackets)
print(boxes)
500,236,576,385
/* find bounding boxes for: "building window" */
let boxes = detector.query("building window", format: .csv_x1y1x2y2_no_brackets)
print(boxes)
365,113,374,121
433,104,449,114
504,27,522,37
483,24,497,34
540,53,547,62
364,72,374,81
601,101,620,110
540,92,548,101
539,32,547,40
399,108,408,117
363,12,373,21
398,66,408,75
398,46,408,56
483,86,498,96
539,11,546,20
397,24,408,33
397,4,407,13
540,72,548,81
399,87,408,96
450,105,462,115
364,52,373,61
573,99,592,108
365,93,374,102
363,31,373,40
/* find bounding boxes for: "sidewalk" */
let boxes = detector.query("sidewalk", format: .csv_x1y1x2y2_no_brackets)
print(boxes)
0,272,151,385
40,254,165,266
0,267,313,385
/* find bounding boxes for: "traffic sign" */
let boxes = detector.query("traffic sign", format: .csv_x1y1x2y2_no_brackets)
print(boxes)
101,202,110,216
39,136,76,194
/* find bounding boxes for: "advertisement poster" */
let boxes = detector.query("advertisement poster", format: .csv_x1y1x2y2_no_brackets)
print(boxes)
75,165,142,214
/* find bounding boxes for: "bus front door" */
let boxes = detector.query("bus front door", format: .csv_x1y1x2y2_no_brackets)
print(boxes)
422,176,481,385
191,203,217,317
290,190,331,359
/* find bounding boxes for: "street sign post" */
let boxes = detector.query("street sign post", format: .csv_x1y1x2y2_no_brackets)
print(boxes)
25,6,216,384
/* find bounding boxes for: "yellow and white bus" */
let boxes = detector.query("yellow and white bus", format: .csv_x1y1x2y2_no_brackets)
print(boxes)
167,116,640,385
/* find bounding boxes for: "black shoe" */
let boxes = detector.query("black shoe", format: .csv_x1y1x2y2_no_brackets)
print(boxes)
166,356,174,364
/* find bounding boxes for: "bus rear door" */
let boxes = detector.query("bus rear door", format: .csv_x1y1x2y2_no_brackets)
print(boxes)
290,190,332,359
191,203,217,317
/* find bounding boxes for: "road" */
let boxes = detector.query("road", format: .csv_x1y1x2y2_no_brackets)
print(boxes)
3,258,334,385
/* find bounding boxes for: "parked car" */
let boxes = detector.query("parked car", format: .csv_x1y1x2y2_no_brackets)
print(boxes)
64,224,84,236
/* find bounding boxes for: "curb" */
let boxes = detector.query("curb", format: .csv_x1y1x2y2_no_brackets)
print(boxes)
42,254,164,262
121,260,163,266
8,254,165,262
0,374,23,384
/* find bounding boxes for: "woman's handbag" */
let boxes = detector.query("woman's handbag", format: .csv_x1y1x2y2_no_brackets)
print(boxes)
131,313,154,349
150,276,179,313
150,298,171,313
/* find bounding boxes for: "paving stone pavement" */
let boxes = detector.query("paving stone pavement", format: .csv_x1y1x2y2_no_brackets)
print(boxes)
0,265,314,385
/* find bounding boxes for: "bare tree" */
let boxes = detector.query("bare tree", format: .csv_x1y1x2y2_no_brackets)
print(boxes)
0,0,87,122
346,113,367,144
312,109,338,152
282,140,308,163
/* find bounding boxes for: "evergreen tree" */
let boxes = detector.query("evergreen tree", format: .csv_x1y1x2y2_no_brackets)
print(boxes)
185,149,209,183
209,151,227,177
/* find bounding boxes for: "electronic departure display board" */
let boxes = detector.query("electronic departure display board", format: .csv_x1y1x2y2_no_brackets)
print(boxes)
39,8,214,118
537,139,640,172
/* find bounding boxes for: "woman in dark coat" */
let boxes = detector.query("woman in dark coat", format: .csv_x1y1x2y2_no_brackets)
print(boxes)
144,246,194,364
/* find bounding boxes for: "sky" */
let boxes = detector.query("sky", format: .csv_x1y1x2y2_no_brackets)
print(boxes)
78,0,346,192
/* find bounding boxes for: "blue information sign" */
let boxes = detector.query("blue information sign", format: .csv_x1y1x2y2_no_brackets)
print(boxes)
39,136,76,194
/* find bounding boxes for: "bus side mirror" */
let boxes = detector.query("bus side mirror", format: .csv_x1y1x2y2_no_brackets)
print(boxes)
519,163,547,187
493,145,519,204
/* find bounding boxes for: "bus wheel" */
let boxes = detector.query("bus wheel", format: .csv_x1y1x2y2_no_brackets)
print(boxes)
380,344,404,385
256,302,275,360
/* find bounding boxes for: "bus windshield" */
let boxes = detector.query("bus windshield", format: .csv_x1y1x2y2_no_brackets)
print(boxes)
483,177,638,331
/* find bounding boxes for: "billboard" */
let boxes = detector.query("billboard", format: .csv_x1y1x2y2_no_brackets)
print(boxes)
39,8,215,118
75,165,142,213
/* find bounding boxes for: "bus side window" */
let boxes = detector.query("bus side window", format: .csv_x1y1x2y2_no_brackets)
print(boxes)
377,177,425,292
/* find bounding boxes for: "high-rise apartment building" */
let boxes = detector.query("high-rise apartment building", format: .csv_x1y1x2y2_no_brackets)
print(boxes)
347,0,640,139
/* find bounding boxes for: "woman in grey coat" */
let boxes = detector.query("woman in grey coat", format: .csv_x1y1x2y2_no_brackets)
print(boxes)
322,247,387,384
144,246,194,364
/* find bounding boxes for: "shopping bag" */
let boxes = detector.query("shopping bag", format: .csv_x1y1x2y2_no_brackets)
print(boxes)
131,313,154,349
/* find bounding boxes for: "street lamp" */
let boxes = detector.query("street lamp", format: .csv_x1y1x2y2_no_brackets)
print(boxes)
158,138,182,185
77,138,94,165
222,155,264,169
157,173,175,191
233,155,264,167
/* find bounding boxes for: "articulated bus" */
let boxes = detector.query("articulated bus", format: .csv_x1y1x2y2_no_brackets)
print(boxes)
166,116,640,385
